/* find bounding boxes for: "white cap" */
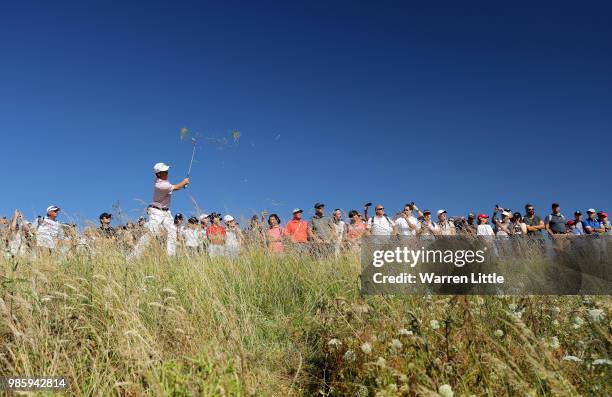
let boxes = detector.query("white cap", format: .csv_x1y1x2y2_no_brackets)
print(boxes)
223,215,235,223
198,213,209,221
46,205,60,213
587,208,597,213
292,208,303,214
437,209,447,216
153,162,170,173
502,211,512,217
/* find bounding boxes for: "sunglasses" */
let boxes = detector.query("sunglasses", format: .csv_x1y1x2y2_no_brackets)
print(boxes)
376,207,384,210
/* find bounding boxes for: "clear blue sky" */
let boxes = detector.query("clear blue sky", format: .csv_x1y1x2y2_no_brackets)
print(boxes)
2,1,611,225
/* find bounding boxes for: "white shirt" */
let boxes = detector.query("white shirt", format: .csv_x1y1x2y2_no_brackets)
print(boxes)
396,216,419,236
477,224,495,238
36,217,65,249
333,220,345,240
435,221,456,236
182,228,200,248
367,215,395,236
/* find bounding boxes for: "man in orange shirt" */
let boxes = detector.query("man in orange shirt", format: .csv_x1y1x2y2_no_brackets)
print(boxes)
284,209,310,252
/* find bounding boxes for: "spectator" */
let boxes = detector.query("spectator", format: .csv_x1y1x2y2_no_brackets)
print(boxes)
310,203,335,242
583,209,604,234
418,210,435,237
331,209,345,256
8,210,32,257
346,210,368,244
224,215,241,258
566,220,583,235
98,212,116,238
493,209,512,236
435,209,456,235
244,212,266,250
598,212,611,234
284,209,309,250
545,203,567,236
573,211,585,234
395,203,421,237
266,214,283,253
367,204,396,236
476,214,495,238
206,213,226,257
36,205,66,252
523,204,545,236
510,212,527,235
182,217,201,254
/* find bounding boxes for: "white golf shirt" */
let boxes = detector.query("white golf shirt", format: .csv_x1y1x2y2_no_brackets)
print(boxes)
396,216,419,236
368,215,395,236
36,217,65,249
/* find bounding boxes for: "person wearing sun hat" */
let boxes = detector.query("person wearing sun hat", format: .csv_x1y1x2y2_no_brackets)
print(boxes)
130,162,190,258
434,209,456,235
35,205,65,252
597,211,611,234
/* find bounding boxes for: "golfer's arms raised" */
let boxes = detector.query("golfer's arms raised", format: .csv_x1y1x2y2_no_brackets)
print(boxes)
173,178,190,191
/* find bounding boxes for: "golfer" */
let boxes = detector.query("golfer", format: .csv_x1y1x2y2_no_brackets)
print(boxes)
131,162,189,258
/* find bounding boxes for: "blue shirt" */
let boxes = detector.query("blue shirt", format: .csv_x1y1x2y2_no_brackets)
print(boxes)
583,218,602,232
571,228,583,235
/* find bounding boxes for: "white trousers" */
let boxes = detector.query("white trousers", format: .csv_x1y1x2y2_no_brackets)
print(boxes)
131,207,177,258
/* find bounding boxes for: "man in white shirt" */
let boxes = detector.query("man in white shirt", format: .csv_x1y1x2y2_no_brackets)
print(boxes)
36,205,65,251
131,162,189,258
395,203,421,237
367,204,397,236
435,209,456,236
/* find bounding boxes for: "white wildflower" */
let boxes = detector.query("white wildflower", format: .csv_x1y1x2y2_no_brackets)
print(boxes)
376,357,386,367
552,319,559,327
551,306,561,316
430,320,440,330
327,338,342,348
562,355,582,362
390,339,403,350
549,336,560,350
343,349,355,362
398,328,413,336
494,329,504,338
508,303,518,311
572,316,584,329
438,384,454,397
592,358,612,365
588,309,604,322
361,342,372,355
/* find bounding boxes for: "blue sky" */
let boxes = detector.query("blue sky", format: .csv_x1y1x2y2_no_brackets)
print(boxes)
2,1,611,225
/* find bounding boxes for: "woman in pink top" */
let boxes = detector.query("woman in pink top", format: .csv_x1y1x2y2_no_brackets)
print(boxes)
346,210,368,253
267,214,284,253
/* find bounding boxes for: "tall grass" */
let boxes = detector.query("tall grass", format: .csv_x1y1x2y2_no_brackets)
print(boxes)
1,241,610,396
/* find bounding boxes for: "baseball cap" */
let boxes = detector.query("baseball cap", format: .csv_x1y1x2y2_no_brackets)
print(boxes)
574,210,582,215
587,208,597,214
99,212,112,220
153,162,170,173
437,209,447,216
566,219,576,225
314,202,325,209
174,213,184,220
188,216,198,224
423,209,431,215
46,205,60,213
292,208,303,214
478,213,489,219
223,214,235,223
600,212,608,218
502,211,512,217
198,213,209,221
467,212,475,218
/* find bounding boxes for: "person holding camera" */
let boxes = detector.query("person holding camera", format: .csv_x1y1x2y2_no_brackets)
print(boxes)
395,203,422,237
